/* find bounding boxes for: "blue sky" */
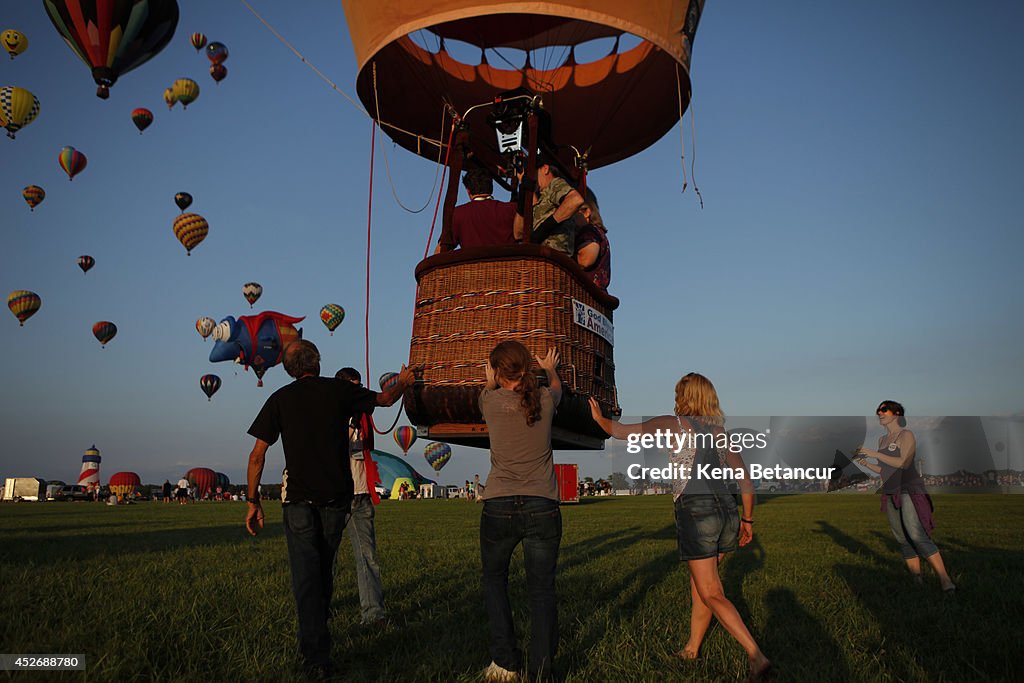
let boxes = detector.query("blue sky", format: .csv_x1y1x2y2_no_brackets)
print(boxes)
1,1,1022,487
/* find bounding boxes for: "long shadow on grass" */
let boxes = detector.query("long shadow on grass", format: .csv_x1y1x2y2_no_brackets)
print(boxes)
762,588,850,682
0,523,284,564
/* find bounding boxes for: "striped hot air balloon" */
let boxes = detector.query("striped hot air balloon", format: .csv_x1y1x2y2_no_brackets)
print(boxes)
393,426,417,455
172,213,208,255
242,282,262,308
22,185,44,211
77,255,95,273
320,304,344,334
7,290,40,326
205,42,228,64
379,372,399,391
58,146,87,181
0,86,40,139
185,467,216,499
171,78,199,108
200,374,221,401
131,107,153,134
92,321,117,347
424,442,452,472
190,32,207,51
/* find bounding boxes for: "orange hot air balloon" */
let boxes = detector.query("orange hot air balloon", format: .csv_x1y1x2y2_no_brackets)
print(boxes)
172,213,208,255
185,467,216,499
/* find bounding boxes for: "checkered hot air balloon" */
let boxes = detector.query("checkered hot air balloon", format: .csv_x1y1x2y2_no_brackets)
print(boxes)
77,255,95,273
172,213,208,255
0,86,40,139
320,304,344,334
131,107,153,134
393,426,417,455
200,374,221,401
22,185,44,211
92,321,117,347
7,290,40,326
190,32,207,51
242,283,262,308
58,146,87,181
424,442,452,472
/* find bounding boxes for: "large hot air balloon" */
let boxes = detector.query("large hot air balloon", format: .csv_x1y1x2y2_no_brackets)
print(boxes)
22,185,45,211
393,426,417,455
77,255,95,273
2,30,28,59
92,321,117,347
190,32,207,51
209,311,304,384
209,63,227,84
423,442,452,472
131,107,153,134
8,290,41,326
196,316,216,340
242,283,262,309
0,86,40,139
205,41,228,64
171,78,199,108
172,213,208,255
200,374,221,401
163,87,177,110
58,146,87,181
43,0,180,99
185,467,216,499
174,192,192,212
319,304,344,334
108,471,141,499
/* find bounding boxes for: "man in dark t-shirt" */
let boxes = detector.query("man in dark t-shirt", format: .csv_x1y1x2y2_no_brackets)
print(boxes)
437,169,523,251
244,339,413,676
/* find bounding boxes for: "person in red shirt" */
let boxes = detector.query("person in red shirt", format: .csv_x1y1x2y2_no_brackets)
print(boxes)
438,169,523,252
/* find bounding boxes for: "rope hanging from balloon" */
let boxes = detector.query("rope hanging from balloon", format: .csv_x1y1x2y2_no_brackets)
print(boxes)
675,63,703,209
365,118,376,383
423,121,457,259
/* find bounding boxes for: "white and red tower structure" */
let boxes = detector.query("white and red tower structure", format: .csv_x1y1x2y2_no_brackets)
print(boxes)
78,445,101,488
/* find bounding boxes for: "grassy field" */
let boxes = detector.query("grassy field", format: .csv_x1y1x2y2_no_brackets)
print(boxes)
1,494,1022,682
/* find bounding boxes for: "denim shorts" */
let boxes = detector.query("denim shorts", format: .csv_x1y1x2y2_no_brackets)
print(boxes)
674,494,739,561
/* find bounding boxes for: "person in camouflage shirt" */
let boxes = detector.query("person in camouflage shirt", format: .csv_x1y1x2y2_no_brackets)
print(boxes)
529,157,584,256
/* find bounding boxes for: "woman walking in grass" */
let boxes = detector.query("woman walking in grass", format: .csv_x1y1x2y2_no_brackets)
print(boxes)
854,400,956,592
478,341,562,682
589,373,771,682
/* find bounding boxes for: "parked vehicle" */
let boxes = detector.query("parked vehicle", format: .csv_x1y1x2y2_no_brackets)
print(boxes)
3,477,46,501
54,484,91,501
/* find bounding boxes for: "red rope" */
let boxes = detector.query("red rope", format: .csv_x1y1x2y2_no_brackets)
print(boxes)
365,119,376,381
423,120,456,259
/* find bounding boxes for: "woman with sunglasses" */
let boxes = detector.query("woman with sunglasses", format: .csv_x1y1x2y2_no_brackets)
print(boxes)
854,400,956,592
589,374,771,681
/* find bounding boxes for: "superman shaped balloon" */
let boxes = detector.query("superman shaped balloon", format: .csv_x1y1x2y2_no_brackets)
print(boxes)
209,311,303,386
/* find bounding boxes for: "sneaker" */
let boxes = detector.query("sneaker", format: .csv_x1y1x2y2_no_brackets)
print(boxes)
483,661,519,682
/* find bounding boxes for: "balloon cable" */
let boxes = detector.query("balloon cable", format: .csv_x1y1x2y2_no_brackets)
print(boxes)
676,64,689,194
423,121,457,259
371,404,404,436
365,119,376,382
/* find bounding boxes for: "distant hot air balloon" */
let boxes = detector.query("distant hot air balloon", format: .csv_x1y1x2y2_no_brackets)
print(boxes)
379,372,399,391
22,185,45,211
58,146,87,181
172,213,208,255
2,30,27,59
92,321,117,347
171,78,199,108
185,467,216,499
209,63,227,84
205,41,228,64
214,471,230,490
163,87,177,110
190,32,207,51
174,192,192,212
393,426,417,455
43,0,180,99
7,290,40,326
424,442,452,472
200,374,221,401
242,283,262,309
320,304,345,334
109,471,141,499
196,316,216,340
131,107,153,134
0,86,40,139
77,255,95,273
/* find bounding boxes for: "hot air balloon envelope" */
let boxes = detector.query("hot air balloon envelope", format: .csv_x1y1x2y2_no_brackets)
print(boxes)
200,374,221,400
131,107,153,133
77,255,95,273
394,425,418,455
2,30,28,59
8,290,41,326
172,213,208,254
320,304,345,333
22,185,45,211
174,192,192,211
0,86,40,139
58,146,87,180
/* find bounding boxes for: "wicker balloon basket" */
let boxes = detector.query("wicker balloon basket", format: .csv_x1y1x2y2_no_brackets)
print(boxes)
403,244,620,450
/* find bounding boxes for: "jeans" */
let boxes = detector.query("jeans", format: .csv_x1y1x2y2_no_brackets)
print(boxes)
481,496,562,679
282,501,350,668
885,492,939,560
348,493,386,623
